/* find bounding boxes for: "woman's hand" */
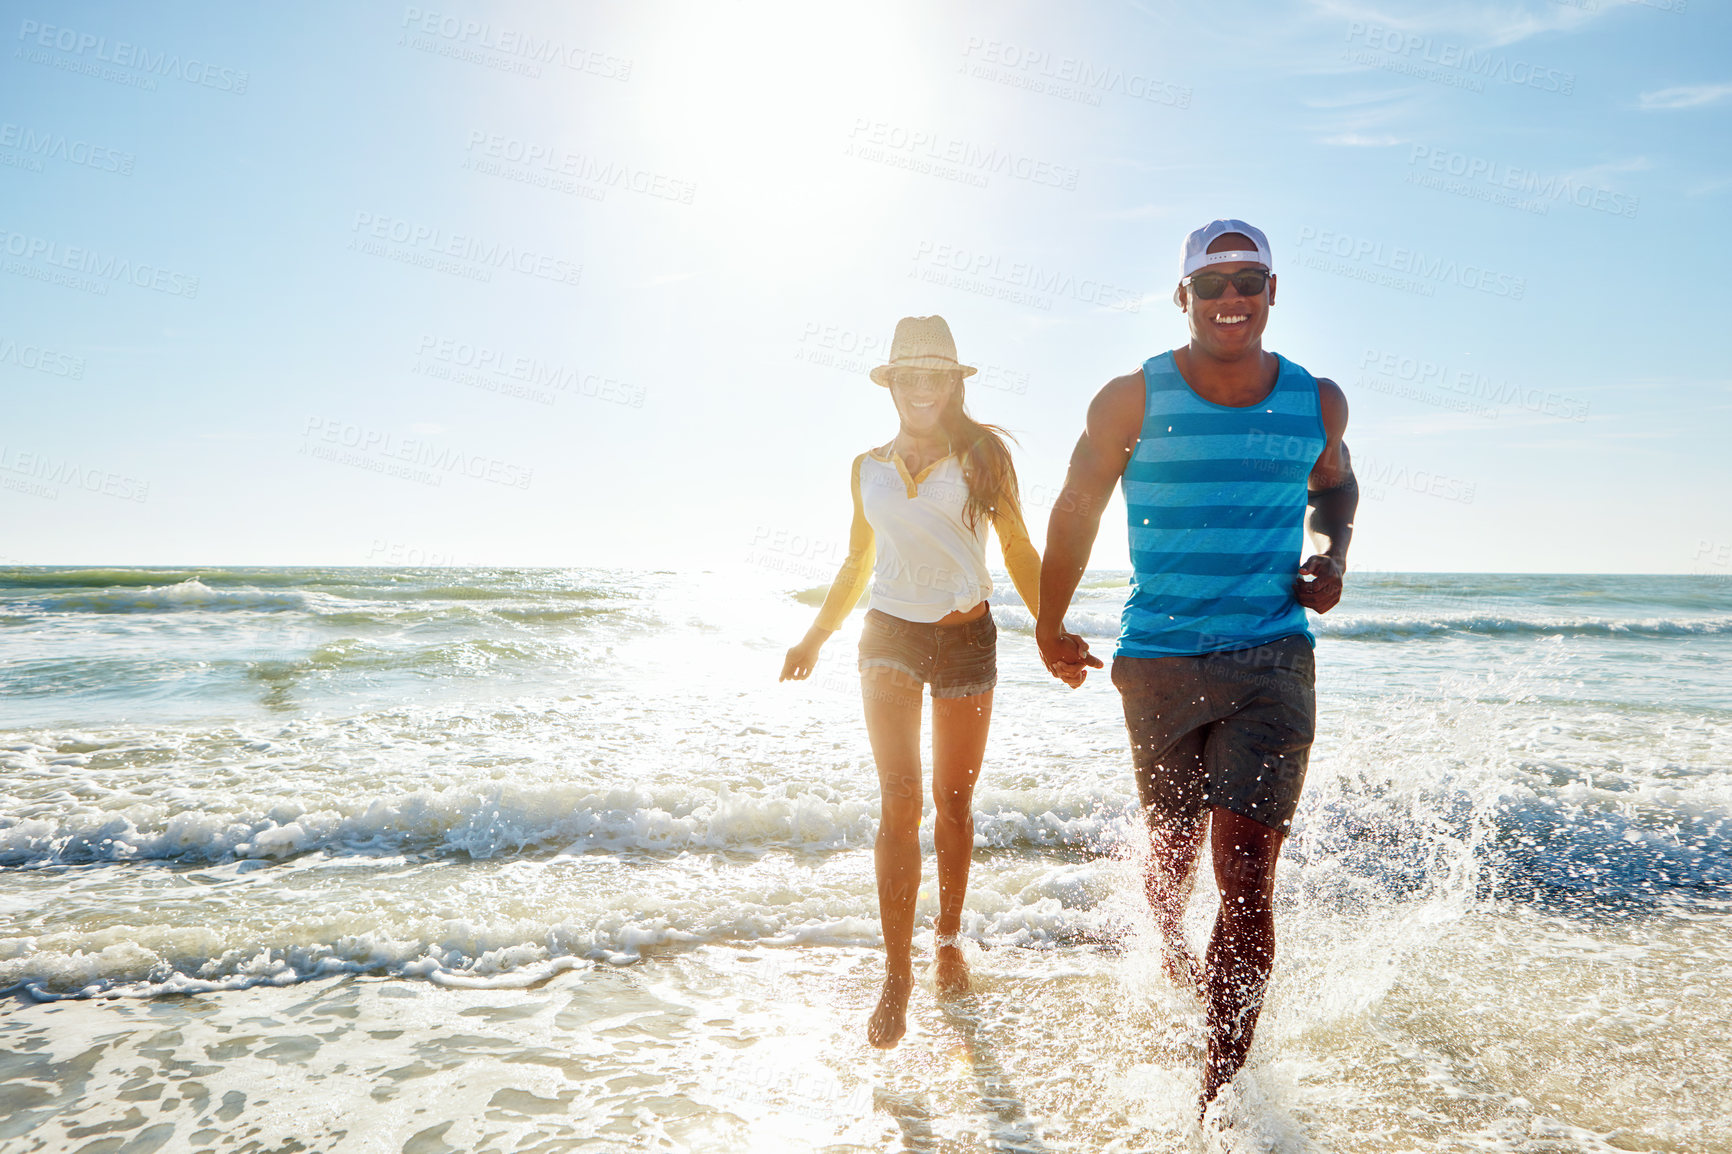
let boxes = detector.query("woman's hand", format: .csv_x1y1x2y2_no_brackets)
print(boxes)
1036,627,1102,688
780,627,829,681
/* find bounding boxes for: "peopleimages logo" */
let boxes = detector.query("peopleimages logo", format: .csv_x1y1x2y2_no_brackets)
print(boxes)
846,119,1080,191
1342,22,1574,95
958,37,1192,109
911,240,1140,312
399,7,632,80
15,19,249,93
0,336,85,379
1356,453,1476,504
368,539,459,567
1408,145,1639,219
301,417,534,490
1294,227,1525,299
0,334,83,379
1358,348,1588,421
0,123,134,175
349,212,582,288
0,444,149,502
0,228,200,297
462,131,695,204
413,334,646,408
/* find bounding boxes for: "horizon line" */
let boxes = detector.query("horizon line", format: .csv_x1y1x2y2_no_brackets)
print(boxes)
0,563,1724,579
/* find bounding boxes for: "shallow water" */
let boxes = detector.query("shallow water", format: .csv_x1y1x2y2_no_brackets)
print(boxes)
2,567,1729,1151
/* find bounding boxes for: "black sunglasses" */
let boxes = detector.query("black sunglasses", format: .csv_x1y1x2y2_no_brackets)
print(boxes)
1181,268,1271,299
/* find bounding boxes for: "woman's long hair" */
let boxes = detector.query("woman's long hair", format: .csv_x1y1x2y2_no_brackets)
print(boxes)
941,382,1022,531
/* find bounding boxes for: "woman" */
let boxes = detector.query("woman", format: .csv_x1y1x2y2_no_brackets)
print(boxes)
780,315,1041,1048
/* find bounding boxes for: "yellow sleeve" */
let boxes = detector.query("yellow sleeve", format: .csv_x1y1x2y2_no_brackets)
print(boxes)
991,494,1041,617
814,454,875,632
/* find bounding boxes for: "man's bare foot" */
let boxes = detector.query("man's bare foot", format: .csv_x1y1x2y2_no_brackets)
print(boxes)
935,941,971,998
867,970,914,1048
1198,1067,1232,1123
1163,940,1205,1000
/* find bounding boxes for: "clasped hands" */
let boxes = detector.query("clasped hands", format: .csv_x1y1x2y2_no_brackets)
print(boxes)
1035,624,1103,689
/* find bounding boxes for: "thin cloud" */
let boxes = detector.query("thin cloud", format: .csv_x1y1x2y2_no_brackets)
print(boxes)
1639,83,1732,110
1302,90,1412,110
1557,156,1651,186
1360,411,1511,437
1304,0,1599,48
1302,89,1415,150
1093,157,1229,175
1098,202,1177,221
1321,132,1407,147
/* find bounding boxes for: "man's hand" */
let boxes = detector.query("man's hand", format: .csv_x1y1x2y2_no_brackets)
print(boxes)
1036,373,1141,692
1294,555,1344,613
1036,627,1104,688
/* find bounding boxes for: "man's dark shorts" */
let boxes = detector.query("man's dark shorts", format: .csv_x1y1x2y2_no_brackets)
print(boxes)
1111,635,1316,835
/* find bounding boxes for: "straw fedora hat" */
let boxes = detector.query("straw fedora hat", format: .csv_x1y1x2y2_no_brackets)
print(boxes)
868,315,978,387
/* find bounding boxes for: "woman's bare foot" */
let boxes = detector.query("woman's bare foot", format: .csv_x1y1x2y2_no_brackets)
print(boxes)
935,941,971,998
867,969,914,1048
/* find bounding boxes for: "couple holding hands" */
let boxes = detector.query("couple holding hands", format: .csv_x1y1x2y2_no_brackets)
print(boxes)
779,220,1357,1113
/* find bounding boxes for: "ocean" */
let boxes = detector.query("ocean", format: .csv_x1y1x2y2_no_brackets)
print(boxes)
1,566,1728,1153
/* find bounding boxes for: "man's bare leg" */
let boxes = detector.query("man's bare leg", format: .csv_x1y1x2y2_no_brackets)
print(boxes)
1199,807,1284,1111
1145,811,1208,995
862,667,924,1048
1137,730,1209,994
930,689,991,997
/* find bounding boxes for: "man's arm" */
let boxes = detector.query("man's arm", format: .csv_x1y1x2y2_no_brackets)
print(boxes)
1296,377,1356,613
1036,371,1145,686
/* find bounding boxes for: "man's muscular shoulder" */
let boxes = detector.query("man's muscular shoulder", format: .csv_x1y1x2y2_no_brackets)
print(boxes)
1090,370,1146,446
1100,368,1145,401
1315,376,1349,440
1065,369,1146,483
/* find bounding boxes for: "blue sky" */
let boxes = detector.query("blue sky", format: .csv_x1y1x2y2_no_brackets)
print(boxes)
2,0,1729,574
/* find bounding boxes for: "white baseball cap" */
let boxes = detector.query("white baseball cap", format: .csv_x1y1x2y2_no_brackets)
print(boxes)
1181,219,1272,278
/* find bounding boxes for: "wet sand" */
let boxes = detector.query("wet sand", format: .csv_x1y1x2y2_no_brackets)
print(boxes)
6,915,1727,1153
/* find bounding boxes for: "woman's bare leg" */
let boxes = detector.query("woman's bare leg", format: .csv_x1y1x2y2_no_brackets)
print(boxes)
930,689,991,996
862,666,924,1047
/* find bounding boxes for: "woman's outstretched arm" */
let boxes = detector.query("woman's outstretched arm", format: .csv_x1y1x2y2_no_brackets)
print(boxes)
781,453,873,680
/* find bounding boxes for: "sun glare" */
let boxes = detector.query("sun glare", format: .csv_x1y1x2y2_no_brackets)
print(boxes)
624,2,938,279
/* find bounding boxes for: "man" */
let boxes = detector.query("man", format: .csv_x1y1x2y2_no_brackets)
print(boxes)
1034,219,1356,1114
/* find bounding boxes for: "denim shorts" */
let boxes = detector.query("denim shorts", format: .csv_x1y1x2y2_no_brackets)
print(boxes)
857,608,997,698
1111,635,1316,834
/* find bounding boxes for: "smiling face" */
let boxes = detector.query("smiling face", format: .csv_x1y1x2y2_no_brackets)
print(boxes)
887,368,961,436
1176,233,1276,362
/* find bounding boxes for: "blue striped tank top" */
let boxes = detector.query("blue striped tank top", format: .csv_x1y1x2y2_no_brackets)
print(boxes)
1118,350,1327,658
